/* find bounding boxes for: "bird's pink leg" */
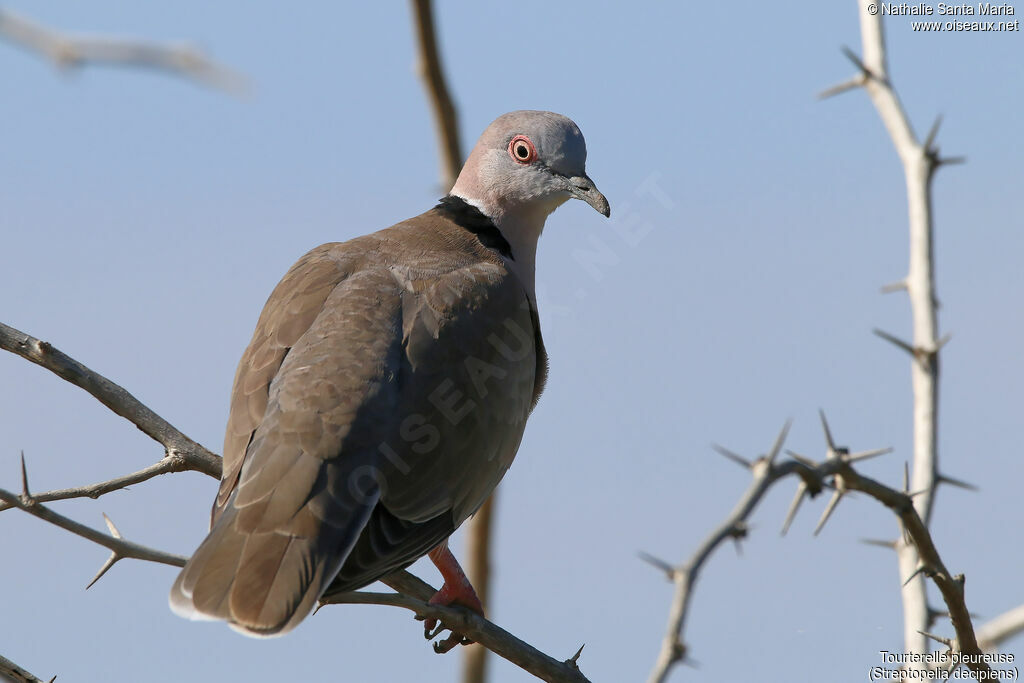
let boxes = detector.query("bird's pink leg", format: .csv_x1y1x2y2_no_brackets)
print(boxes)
422,540,483,653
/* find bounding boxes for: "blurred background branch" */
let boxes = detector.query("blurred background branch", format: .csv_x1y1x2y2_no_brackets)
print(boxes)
408,3,498,681
0,7,246,94
410,0,461,192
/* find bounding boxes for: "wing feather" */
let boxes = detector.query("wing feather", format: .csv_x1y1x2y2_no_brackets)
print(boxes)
172,211,543,635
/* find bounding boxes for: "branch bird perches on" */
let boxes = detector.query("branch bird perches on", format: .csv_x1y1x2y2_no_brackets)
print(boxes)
0,321,590,683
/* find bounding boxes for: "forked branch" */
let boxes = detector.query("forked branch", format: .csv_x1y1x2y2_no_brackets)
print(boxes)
647,416,990,682
0,322,221,478
0,320,588,682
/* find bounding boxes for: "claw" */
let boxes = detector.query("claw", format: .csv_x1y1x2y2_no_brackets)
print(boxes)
424,619,445,640
433,633,471,654
418,540,484,654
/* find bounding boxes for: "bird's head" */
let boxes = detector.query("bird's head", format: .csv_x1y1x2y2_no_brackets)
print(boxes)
451,110,610,221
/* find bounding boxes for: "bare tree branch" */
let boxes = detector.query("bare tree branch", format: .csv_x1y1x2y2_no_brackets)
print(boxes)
463,494,496,683
0,322,221,479
327,572,591,683
409,0,462,191
821,0,958,662
0,486,188,576
0,7,246,94
647,418,992,682
406,6,502,681
0,476,590,683
0,454,189,513
648,422,806,682
0,654,53,683
1,321,588,681
1,469,589,682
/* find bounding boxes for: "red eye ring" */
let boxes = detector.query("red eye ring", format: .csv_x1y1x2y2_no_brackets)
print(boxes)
508,135,537,164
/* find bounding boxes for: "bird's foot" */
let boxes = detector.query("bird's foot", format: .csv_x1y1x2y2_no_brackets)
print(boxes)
421,542,484,654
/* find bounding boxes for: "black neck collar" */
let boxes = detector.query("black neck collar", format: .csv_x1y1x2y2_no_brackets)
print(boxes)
434,195,513,261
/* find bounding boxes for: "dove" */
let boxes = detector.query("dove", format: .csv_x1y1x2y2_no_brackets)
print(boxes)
170,110,609,652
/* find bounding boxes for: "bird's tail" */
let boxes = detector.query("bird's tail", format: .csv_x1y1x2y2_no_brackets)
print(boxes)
169,496,374,637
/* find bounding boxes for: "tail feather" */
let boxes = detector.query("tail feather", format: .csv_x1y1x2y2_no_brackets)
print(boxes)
169,490,376,637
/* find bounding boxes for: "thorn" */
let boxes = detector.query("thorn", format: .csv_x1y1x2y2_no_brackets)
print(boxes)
20,451,31,499
766,419,792,465
781,482,807,536
102,513,122,539
908,488,931,499
840,45,868,74
785,450,816,467
86,551,121,589
818,74,865,100
566,643,585,667
814,490,843,536
845,447,893,464
928,605,952,623
638,551,677,580
937,155,966,167
918,630,953,647
312,602,325,616
936,333,953,351
902,463,910,492
818,409,836,452
860,538,897,550
48,678,57,683
711,444,752,470
924,115,943,152
880,279,908,294
937,473,979,492
730,522,748,555
873,328,916,356
667,639,688,664
903,564,928,587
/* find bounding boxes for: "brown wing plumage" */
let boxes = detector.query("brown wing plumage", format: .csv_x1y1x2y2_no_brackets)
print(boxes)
170,209,544,636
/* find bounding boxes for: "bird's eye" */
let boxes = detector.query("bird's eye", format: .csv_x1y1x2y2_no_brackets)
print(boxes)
507,135,537,164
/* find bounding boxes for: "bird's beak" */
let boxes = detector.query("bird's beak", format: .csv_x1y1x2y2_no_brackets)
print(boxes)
565,175,611,218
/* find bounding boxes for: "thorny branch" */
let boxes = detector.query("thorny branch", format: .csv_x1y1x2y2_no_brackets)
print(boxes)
646,415,991,683
0,7,246,94
0,322,221,478
0,321,588,683
0,454,190,513
325,572,589,683
819,0,964,662
0,654,53,683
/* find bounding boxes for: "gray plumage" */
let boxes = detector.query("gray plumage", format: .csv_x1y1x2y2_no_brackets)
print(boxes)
169,110,608,636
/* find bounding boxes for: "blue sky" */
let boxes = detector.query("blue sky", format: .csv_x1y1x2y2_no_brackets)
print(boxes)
1,2,1022,681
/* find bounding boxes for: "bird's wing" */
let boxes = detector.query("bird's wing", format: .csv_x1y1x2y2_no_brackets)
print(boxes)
326,228,541,593
171,213,540,635
172,244,407,635
215,243,353,521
